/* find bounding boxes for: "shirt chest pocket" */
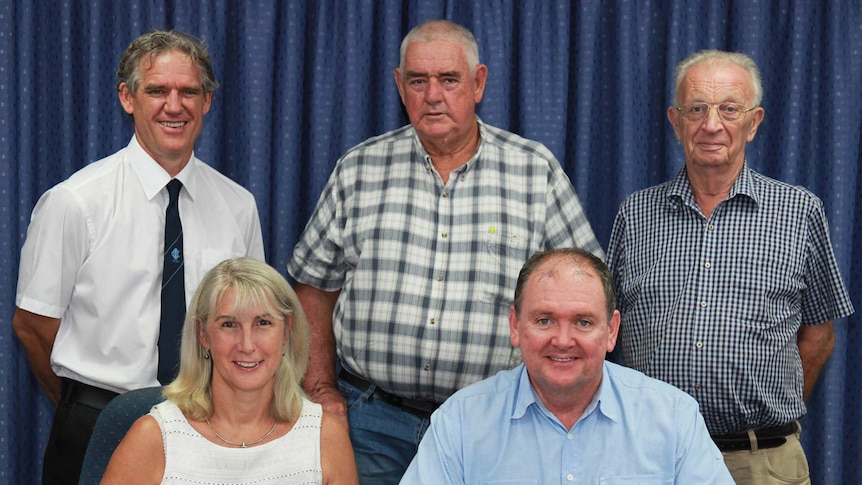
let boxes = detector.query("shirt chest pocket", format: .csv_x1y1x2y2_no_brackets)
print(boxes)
479,228,528,305
185,249,246,295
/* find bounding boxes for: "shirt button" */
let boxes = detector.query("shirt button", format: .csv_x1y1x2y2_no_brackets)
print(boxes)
424,365,430,371
696,341,703,348
707,223,715,230
567,433,573,440
700,301,708,307
704,262,711,268
430,319,436,325
695,384,702,390
442,191,449,198
436,275,444,281
567,474,574,481
441,232,448,238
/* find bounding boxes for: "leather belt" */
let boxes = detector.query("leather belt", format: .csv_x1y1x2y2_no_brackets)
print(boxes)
712,422,798,452
61,378,119,410
338,369,439,417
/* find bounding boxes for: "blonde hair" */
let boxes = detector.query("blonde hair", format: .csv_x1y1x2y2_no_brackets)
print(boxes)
163,257,310,422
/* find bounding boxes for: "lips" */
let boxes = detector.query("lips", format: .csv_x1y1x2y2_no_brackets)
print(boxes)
548,356,577,362
160,121,187,128
234,361,261,369
695,138,726,149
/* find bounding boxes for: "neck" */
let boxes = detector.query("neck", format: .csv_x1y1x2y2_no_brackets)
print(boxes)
532,379,598,430
134,134,191,177
208,381,274,427
686,162,743,218
420,123,480,184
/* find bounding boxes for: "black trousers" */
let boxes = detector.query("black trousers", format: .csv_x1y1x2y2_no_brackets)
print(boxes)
42,379,118,485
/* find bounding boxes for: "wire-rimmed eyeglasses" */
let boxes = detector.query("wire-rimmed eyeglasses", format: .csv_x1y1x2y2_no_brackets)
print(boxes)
675,102,757,123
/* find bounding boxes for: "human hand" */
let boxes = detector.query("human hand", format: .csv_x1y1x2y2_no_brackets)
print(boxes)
308,385,349,428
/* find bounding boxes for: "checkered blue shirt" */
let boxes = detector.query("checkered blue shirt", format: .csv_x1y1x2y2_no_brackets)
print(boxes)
607,164,854,435
288,120,603,403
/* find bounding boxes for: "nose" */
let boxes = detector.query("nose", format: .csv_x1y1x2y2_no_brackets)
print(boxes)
701,105,725,131
424,77,443,103
551,324,576,348
237,327,255,353
163,90,182,113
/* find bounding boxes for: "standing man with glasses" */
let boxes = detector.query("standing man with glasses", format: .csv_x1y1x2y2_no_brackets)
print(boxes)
12,30,264,485
607,50,853,484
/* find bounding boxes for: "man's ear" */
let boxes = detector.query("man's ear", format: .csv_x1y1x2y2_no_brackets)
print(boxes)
667,106,683,143
394,68,407,106
745,107,765,142
606,310,621,353
118,83,135,115
472,64,488,104
509,305,520,348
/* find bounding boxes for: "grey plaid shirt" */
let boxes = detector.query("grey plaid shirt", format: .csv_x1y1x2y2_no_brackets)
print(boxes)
288,120,602,403
607,164,854,435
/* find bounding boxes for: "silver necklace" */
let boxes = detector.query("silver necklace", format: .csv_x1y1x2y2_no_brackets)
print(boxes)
206,418,278,448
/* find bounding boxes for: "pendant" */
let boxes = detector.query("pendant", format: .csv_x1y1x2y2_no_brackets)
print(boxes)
241,442,247,448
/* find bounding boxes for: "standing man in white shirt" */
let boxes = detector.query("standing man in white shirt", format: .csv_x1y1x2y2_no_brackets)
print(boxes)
12,30,264,485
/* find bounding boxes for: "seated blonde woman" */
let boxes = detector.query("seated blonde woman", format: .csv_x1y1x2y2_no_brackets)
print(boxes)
101,257,358,484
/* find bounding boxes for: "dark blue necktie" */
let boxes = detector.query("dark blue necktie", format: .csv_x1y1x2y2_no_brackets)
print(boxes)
158,179,185,384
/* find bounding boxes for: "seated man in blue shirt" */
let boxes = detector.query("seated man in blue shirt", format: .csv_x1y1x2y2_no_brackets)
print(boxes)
401,248,733,483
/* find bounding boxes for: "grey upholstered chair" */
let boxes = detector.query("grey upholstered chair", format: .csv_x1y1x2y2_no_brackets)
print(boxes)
78,386,164,485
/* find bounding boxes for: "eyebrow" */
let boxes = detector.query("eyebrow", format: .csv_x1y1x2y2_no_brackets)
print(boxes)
404,70,462,79
212,313,275,321
141,83,203,92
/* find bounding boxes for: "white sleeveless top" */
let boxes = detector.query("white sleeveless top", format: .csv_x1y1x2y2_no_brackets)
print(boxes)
151,398,323,484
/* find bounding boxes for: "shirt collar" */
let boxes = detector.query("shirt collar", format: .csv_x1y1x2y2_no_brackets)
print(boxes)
667,161,759,208
511,363,536,420
593,362,620,423
125,135,199,201
410,116,485,175
511,362,620,427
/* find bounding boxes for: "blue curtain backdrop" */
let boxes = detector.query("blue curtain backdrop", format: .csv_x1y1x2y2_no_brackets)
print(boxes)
1,0,859,483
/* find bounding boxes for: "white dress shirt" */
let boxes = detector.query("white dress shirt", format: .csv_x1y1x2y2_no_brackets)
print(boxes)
16,136,265,393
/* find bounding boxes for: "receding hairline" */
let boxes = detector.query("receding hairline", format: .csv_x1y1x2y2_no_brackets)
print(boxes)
672,49,763,107
528,255,598,287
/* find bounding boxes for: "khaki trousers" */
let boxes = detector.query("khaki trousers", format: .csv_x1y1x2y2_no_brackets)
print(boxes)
721,423,810,485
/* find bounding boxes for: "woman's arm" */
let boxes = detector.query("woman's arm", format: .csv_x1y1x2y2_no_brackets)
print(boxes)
320,410,359,485
100,415,165,484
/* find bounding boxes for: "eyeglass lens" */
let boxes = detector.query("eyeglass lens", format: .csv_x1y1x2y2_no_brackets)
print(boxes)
679,103,747,122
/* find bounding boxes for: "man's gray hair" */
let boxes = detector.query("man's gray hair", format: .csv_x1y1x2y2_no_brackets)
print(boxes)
399,20,480,74
117,30,219,94
672,49,763,107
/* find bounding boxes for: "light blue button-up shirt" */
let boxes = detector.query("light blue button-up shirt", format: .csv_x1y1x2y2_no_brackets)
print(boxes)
401,361,732,484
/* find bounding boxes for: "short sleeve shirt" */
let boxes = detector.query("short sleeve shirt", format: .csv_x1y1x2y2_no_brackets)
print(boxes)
16,136,265,393
288,120,602,402
607,164,854,434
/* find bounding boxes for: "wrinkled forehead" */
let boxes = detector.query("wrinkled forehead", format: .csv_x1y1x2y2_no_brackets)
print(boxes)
403,40,471,71
680,60,754,102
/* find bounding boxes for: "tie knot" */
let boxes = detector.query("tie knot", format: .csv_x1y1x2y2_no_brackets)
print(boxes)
166,179,183,202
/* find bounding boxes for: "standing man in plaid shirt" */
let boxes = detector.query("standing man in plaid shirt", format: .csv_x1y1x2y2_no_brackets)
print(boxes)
607,50,854,485
288,19,601,484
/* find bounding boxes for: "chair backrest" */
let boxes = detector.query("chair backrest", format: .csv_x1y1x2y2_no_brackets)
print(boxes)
78,386,165,485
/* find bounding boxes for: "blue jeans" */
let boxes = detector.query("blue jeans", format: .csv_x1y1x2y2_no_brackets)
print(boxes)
338,377,432,485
